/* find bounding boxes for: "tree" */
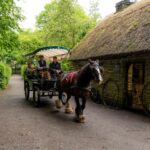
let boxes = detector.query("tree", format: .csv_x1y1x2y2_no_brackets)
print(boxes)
18,29,43,53
14,29,44,64
0,0,23,62
89,0,101,22
36,0,96,48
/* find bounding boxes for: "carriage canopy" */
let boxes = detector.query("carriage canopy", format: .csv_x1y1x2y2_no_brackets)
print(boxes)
25,46,70,60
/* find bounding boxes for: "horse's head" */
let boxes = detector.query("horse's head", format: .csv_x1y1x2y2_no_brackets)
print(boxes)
89,59,104,84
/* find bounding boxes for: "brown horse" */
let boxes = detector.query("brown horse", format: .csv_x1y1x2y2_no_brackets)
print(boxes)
55,60,103,123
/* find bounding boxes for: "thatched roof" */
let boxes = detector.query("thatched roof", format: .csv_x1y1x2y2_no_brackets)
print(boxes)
70,0,150,60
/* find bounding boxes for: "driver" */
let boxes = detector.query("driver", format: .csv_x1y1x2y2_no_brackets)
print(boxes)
49,56,62,78
37,55,51,80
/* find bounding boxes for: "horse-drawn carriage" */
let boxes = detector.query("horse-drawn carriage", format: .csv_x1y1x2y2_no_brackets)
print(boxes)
23,46,103,123
24,74,59,107
24,46,69,107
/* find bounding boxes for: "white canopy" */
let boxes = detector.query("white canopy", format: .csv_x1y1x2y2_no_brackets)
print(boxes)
25,46,70,60
36,49,69,59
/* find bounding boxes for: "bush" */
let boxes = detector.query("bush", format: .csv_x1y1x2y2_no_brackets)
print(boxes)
61,59,74,71
21,64,27,78
0,63,12,89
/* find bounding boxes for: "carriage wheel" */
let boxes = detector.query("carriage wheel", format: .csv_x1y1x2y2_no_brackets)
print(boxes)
90,88,101,104
24,82,30,101
142,84,150,116
102,79,119,108
33,87,41,107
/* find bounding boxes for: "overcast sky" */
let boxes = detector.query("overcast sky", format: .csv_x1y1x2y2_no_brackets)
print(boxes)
16,0,139,29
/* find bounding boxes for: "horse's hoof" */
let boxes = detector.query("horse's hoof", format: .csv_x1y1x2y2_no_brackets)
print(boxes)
79,116,85,123
65,107,74,114
55,100,62,109
76,115,85,123
79,118,85,123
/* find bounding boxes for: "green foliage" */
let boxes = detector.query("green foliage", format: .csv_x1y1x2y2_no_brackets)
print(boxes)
0,0,23,62
0,63,12,89
0,0,101,66
18,29,44,54
12,0,101,65
21,64,27,78
13,29,44,65
61,59,74,71
36,0,97,48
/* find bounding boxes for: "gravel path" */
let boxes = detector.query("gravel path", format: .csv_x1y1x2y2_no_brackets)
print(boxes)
0,75,150,150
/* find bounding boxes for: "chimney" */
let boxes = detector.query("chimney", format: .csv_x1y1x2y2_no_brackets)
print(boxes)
116,0,136,12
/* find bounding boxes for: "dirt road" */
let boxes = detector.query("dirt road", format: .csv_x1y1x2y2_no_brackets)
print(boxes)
0,75,150,150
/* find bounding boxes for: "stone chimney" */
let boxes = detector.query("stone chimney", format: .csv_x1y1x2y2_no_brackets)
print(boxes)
116,0,136,12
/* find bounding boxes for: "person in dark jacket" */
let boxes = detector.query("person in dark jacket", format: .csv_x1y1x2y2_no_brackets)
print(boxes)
37,55,51,80
37,55,47,69
49,56,62,78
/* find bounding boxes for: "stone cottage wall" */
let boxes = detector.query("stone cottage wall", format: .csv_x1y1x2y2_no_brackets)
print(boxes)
143,59,150,110
72,59,126,107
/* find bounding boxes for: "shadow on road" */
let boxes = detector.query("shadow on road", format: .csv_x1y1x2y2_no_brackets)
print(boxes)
22,97,77,123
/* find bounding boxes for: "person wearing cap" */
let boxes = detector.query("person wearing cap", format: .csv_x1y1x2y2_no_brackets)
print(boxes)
49,56,62,78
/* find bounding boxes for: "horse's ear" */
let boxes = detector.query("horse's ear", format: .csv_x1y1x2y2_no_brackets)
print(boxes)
88,59,93,64
96,59,99,65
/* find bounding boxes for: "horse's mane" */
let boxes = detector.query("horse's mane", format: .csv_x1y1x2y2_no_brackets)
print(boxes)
77,63,90,76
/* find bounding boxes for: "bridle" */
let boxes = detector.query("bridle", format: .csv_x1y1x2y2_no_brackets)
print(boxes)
90,62,103,83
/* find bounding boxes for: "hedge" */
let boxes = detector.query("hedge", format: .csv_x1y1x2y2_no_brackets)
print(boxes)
0,63,12,89
21,64,27,78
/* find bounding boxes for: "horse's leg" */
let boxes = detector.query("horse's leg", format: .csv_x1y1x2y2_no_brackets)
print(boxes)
65,94,73,114
80,97,87,122
55,91,63,109
75,96,85,123
75,96,80,117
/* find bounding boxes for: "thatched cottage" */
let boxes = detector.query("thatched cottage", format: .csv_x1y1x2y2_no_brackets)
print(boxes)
70,0,150,113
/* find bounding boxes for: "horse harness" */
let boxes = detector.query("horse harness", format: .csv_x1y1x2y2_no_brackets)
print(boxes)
62,72,91,92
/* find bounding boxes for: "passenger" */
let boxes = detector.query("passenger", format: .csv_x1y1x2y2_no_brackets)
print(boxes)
26,62,36,79
37,55,51,80
49,56,62,78
37,55,47,69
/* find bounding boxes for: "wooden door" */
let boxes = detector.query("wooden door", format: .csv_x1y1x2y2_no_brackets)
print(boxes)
127,63,144,109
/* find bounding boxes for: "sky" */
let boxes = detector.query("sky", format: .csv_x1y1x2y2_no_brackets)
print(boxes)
16,0,138,29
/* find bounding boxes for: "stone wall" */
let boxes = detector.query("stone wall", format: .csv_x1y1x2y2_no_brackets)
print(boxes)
143,59,150,111
145,59,150,84
97,60,125,107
